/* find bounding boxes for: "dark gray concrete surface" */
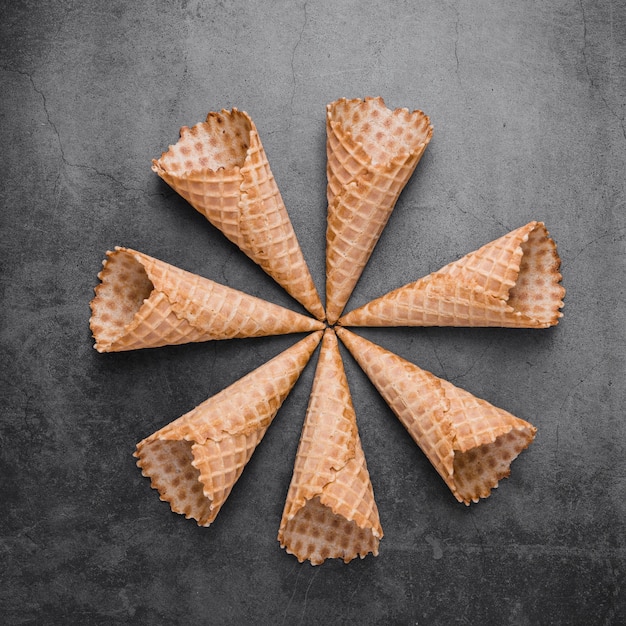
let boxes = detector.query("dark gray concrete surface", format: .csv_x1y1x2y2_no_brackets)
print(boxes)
2,1,625,624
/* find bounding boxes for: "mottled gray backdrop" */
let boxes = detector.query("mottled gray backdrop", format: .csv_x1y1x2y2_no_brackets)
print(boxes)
1,1,625,624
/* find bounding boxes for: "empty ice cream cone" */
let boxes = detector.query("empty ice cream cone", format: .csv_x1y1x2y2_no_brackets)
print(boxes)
152,109,325,320
339,221,565,328
325,97,433,323
278,328,382,564
134,331,323,526
89,247,324,352
336,327,536,504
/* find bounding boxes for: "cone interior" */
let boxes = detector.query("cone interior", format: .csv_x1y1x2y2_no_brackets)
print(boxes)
90,250,154,349
280,496,379,565
135,429,265,527
452,426,535,503
331,97,431,166
135,438,214,525
507,223,564,324
154,109,252,176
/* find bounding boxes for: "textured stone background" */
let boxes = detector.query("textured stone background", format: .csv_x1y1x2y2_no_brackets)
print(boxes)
1,1,625,623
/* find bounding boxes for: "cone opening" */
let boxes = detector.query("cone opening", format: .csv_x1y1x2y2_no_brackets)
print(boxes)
452,426,535,504
154,109,253,176
90,250,154,351
330,97,432,167
136,438,214,525
280,496,379,565
507,224,565,325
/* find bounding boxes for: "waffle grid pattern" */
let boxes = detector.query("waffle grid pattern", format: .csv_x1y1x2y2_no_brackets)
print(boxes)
239,132,325,319
138,248,323,337
337,327,457,479
436,223,533,298
192,430,266,522
166,170,246,248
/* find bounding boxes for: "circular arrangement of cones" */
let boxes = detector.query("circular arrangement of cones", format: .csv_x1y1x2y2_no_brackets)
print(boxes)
90,97,565,566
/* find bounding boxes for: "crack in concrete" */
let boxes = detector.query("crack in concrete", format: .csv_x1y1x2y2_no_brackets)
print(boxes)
297,567,318,625
456,204,511,233
579,0,626,144
569,224,626,264
469,510,487,567
554,358,602,480
2,66,164,198
450,338,495,384
281,564,304,625
453,4,461,84
288,0,308,129
425,333,450,381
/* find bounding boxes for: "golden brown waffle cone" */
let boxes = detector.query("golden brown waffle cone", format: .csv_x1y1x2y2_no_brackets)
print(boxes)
325,97,433,324
89,247,324,352
278,329,382,564
152,109,325,320
134,331,323,527
339,221,565,328
336,327,536,504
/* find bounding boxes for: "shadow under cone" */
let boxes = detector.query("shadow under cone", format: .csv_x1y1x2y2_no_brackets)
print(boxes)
336,327,536,504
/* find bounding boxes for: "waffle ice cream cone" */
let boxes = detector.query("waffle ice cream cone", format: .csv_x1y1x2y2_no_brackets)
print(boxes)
339,221,565,328
89,247,324,352
278,329,382,564
134,331,322,527
325,97,433,323
336,327,536,504
152,109,325,320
